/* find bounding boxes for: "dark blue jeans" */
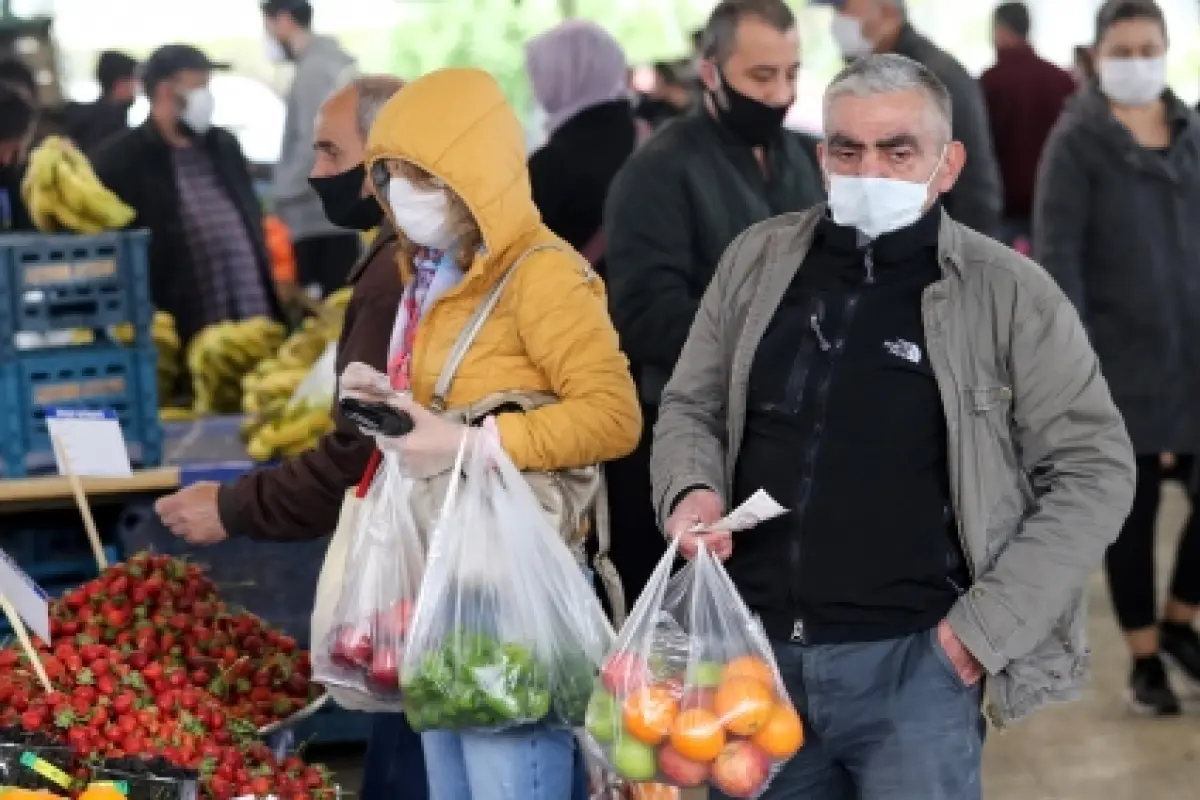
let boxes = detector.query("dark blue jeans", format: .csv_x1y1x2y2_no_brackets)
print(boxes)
361,712,429,800
713,629,985,800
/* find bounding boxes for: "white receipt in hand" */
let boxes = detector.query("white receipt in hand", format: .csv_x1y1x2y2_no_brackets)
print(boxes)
690,490,787,533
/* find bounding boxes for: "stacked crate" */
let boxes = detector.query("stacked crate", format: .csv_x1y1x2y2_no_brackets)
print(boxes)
0,230,161,478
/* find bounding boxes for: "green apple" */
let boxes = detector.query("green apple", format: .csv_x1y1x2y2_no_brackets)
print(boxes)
585,689,618,743
613,737,658,782
692,660,724,688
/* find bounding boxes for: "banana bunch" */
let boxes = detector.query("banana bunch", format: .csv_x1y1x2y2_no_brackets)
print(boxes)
22,136,136,234
244,401,336,462
188,317,287,414
152,311,184,409
241,317,335,415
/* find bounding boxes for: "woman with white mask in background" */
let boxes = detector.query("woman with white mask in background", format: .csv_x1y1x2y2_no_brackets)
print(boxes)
1035,0,1200,717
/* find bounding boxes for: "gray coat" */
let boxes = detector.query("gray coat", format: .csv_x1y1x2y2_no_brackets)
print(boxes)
274,34,357,241
652,206,1135,725
1034,86,1200,454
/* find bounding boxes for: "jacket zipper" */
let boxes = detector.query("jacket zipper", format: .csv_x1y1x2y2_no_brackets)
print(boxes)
788,248,875,643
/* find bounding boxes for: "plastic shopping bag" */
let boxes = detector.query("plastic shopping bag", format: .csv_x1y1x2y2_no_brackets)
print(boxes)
312,451,425,710
584,539,804,799
287,341,337,411
401,430,615,732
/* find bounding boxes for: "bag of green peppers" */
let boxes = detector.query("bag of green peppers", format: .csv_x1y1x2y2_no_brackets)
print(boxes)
401,432,614,732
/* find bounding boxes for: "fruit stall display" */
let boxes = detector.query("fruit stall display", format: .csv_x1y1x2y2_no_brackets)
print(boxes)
0,553,337,799
586,654,804,799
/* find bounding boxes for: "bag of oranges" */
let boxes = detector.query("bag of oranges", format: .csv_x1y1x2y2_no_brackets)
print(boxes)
313,451,425,711
584,539,804,799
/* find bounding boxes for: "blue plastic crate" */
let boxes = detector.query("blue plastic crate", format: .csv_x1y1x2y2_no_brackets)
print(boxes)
0,230,151,338
0,341,162,478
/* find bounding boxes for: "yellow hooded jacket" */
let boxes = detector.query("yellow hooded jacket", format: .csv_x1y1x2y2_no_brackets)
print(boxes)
364,67,642,469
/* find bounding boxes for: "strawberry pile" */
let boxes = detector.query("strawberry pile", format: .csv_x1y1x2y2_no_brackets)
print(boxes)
0,553,336,799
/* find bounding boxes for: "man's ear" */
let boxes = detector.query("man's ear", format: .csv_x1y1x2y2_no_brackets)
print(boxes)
936,140,967,193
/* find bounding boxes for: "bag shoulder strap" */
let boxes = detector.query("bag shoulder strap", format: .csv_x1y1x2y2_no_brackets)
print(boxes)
430,243,561,411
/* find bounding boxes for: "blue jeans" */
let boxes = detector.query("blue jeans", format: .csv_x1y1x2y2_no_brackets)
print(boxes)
421,726,589,800
360,712,429,800
715,629,985,800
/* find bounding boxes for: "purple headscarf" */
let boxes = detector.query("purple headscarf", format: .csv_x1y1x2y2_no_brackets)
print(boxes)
524,20,629,136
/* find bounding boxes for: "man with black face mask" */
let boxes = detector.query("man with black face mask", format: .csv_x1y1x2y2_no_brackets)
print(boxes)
93,44,282,346
602,0,825,604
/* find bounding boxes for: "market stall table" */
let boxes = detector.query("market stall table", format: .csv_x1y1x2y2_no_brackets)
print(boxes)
0,415,256,514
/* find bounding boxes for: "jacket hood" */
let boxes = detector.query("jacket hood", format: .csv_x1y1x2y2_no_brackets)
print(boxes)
302,34,353,68
364,67,541,273
1062,83,1198,148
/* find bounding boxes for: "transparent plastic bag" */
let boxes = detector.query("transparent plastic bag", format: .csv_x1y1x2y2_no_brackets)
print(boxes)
313,451,425,710
401,430,614,732
584,540,804,799
288,341,337,410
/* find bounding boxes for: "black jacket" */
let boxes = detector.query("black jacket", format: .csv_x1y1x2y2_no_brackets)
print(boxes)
529,100,638,260
61,99,131,155
892,24,1003,238
92,122,281,342
1035,86,1200,453
605,110,825,403
0,162,35,232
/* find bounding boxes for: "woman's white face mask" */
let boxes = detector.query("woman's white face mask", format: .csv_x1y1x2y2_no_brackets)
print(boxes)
1098,56,1167,106
387,176,455,250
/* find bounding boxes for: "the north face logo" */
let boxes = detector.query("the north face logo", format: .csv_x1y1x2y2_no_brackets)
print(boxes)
884,338,922,364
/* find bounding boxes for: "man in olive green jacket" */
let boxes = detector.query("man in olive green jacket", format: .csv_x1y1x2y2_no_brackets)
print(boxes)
652,54,1135,799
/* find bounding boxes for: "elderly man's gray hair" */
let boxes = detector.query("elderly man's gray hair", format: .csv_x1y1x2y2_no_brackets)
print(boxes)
352,75,406,140
823,54,951,142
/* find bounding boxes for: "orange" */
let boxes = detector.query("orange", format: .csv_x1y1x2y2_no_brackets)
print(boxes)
752,704,805,759
631,784,680,800
669,707,727,763
720,655,776,690
714,676,776,736
622,685,679,745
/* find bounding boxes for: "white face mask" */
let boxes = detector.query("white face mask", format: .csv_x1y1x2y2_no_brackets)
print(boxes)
826,148,946,240
179,86,215,135
387,176,455,250
1098,56,1166,106
831,15,874,59
263,33,287,64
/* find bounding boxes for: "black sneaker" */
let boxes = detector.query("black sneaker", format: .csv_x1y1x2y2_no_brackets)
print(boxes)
1128,655,1181,715
1161,621,1200,686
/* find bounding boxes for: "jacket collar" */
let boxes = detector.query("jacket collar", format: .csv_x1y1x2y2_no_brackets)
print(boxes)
347,222,399,284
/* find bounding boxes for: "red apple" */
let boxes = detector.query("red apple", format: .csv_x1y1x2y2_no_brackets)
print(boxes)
331,625,372,669
658,743,709,787
712,741,771,798
680,686,716,712
600,652,649,696
367,646,400,693
656,675,684,699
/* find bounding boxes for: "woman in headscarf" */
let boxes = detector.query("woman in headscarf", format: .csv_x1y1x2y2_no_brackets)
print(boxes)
525,20,640,273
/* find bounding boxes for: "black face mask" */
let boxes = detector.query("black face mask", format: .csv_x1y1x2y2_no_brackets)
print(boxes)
309,164,384,231
711,71,790,147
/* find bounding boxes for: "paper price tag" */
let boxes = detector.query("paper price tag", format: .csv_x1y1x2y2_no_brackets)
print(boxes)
0,548,49,643
45,407,132,478
690,489,787,533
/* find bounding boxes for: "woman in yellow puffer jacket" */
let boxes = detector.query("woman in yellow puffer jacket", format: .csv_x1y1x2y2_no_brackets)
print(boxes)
342,67,642,800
